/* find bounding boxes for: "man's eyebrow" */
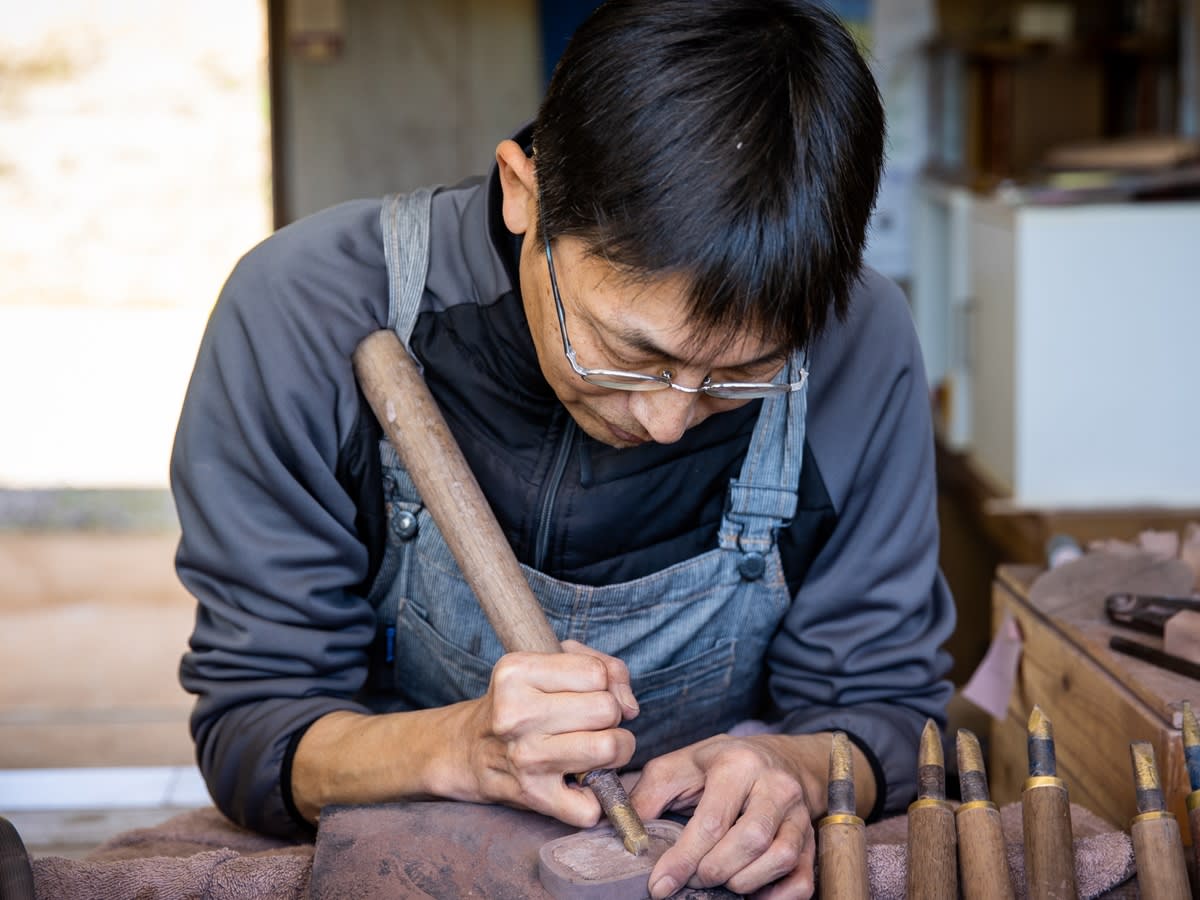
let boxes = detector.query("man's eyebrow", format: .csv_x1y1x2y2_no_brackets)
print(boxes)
611,325,788,370
610,326,685,364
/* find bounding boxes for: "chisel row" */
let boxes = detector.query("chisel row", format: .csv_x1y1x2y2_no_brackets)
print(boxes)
816,702,1200,899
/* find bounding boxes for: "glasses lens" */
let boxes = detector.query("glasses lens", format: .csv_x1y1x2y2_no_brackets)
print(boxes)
703,383,788,400
582,372,670,391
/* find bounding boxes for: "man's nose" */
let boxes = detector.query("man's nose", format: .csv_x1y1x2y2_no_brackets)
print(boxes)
629,388,698,444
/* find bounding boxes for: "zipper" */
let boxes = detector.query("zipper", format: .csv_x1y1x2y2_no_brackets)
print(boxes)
533,415,577,570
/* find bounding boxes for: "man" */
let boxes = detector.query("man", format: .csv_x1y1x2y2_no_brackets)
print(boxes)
172,1,955,896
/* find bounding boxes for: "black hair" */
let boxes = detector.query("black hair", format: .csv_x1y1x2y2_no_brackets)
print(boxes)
533,0,885,353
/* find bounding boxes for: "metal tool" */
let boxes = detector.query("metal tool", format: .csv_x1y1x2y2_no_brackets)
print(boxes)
1108,636,1200,681
955,729,1015,900
905,719,957,900
353,329,649,856
817,732,868,900
1105,593,1200,636
1182,701,1200,887
1021,706,1077,900
1128,741,1190,900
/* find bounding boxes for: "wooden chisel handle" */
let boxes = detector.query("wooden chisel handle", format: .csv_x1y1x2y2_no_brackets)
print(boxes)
353,329,560,655
352,329,649,854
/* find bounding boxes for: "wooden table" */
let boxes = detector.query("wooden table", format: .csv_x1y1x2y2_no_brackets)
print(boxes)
988,562,1199,841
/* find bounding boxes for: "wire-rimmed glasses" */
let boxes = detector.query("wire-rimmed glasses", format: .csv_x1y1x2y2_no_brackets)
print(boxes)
544,240,807,400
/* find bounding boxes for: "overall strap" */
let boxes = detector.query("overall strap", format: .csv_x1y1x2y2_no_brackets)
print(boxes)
365,189,435,645
380,188,434,350
718,354,808,560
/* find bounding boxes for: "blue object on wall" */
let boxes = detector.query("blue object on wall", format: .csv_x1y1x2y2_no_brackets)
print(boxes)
539,0,602,87
538,2,871,90
820,0,870,19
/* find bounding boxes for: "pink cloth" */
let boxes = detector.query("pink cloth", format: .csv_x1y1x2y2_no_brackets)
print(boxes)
862,801,1135,900
32,807,311,900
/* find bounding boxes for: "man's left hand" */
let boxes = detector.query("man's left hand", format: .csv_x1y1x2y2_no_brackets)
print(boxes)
629,733,841,899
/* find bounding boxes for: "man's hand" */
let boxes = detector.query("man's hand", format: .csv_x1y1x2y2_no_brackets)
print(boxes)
291,641,638,825
630,733,869,899
458,640,639,826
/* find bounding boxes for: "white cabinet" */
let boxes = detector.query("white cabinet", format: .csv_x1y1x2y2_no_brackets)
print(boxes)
966,198,1200,507
912,176,975,449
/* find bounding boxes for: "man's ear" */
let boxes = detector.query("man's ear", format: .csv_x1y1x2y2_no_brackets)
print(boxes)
495,139,538,236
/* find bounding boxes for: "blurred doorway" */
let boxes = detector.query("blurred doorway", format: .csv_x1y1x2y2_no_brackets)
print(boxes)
0,1,271,848
0,0,271,493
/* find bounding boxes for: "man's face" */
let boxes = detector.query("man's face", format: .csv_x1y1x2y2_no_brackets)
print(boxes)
517,234,787,448
495,138,787,448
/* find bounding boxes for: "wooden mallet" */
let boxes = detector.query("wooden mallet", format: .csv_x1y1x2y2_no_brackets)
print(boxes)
352,329,649,855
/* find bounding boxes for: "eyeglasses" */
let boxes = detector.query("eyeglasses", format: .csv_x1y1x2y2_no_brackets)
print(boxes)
544,240,808,400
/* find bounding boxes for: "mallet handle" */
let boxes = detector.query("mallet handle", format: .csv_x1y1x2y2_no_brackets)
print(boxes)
353,330,648,855
354,329,560,655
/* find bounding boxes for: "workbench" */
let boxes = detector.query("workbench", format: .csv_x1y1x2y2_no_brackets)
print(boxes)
934,433,1200,686
987,563,1199,841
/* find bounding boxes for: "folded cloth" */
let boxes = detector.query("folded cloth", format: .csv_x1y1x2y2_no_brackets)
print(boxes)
1086,524,1200,591
86,807,301,861
1183,523,1200,589
862,801,1134,900
31,808,313,900
28,799,1136,899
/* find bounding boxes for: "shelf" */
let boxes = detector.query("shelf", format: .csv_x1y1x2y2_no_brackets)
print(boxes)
924,34,1178,62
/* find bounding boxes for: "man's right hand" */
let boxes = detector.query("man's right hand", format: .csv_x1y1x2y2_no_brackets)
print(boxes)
459,640,639,826
290,640,639,827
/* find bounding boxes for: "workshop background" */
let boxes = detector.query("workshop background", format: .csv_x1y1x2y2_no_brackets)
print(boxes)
1,0,1198,857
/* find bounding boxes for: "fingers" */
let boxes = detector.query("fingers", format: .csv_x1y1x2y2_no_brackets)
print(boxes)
505,725,636,777
630,746,708,821
496,648,611,694
513,772,604,829
561,640,640,719
490,651,622,733
648,790,742,899
639,738,817,900
471,758,606,830
493,681,626,737
487,652,636,768
650,798,814,899
723,815,814,898
476,649,638,827
693,777,811,886
749,853,817,900
475,727,634,827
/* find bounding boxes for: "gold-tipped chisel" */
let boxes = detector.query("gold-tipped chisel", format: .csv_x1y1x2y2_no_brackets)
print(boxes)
817,732,869,900
1128,740,1190,900
1021,706,1077,900
353,330,649,855
1182,701,1200,883
906,719,957,900
955,729,1015,900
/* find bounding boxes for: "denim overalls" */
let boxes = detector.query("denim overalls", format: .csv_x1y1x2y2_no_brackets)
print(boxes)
365,190,809,766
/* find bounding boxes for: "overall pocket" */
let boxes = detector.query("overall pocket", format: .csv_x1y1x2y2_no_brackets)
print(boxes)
389,592,498,710
626,638,754,768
